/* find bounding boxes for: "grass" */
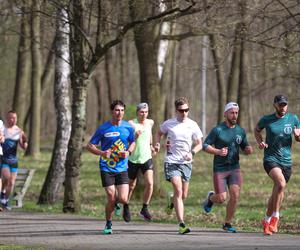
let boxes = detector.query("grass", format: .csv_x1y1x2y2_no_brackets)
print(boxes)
15,141,300,234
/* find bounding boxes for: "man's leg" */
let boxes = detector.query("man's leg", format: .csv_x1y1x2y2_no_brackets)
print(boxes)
267,167,286,233
143,170,153,205
268,167,286,214
128,178,137,202
171,176,184,223
117,183,130,222
104,185,117,222
225,184,240,223
5,171,17,199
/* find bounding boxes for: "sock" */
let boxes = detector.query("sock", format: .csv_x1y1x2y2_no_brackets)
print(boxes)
265,216,271,223
142,204,148,210
179,222,185,228
124,203,129,209
272,211,280,218
106,220,112,229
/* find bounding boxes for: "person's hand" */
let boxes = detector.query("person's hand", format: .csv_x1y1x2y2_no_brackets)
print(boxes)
243,146,253,155
184,152,193,161
154,142,160,153
151,145,157,156
294,126,300,137
118,151,130,158
101,149,112,158
217,147,228,156
258,141,268,149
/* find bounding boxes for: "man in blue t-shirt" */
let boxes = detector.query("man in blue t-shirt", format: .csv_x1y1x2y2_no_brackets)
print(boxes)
202,102,252,233
255,95,300,235
86,100,135,235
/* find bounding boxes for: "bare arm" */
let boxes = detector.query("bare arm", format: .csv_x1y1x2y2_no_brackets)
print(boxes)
204,145,228,156
19,130,28,150
254,125,268,149
185,138,203,161
294,126,300,142
154,129,164,153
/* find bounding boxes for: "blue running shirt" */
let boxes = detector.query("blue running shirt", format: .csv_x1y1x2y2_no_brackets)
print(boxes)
90,121,135,173
257,113,300,167
203,122,249,172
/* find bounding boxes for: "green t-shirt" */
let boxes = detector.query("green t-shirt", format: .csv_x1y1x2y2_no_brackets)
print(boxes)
257,113,300,167
128,118,153,164
203,122,249,172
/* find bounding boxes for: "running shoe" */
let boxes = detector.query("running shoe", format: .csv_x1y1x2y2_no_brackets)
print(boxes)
269,217,279,233
0,200,11,211
122,204,131,222
103,226,113,235
165,192,174,215
222,223,237,233
179,225,191,234
114,203,121,217
203,191,215,213
140,207,152,221
261,219,272,236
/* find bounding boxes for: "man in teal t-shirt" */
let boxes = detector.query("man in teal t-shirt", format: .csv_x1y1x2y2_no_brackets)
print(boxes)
255,95,300,236
202,102,252,233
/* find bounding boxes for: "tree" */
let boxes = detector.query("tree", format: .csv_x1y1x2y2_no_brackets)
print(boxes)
26,0,42,158
63,0,199,213
38,4,71,204
13,0,31,128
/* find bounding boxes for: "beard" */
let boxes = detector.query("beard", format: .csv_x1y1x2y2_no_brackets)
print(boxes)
275,108,286,117
227,118,237,126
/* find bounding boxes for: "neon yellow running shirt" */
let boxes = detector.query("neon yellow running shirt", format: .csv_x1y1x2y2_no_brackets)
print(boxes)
128,118,153,164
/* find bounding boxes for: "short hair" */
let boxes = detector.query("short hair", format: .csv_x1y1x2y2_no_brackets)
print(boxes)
110,100,126,111
7,110,16,115
174,97,189,109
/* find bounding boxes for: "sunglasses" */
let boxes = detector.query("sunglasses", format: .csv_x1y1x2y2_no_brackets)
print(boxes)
177,108,189,113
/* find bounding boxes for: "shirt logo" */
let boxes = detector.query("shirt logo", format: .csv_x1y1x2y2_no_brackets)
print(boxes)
284,126,292,134
104,132,120,137
236,135,242,144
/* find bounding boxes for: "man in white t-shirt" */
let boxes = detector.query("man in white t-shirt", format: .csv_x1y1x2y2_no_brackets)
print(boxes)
155,97,203,234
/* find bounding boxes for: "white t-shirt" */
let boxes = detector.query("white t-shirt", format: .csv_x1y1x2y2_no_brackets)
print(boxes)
160,117,203,164
0,120,4,155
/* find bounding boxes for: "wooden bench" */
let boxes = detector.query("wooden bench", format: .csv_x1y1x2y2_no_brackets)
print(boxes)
12,168,35,208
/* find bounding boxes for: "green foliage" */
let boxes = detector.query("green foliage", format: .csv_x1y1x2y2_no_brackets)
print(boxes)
18,143,300,233
124,104,136,121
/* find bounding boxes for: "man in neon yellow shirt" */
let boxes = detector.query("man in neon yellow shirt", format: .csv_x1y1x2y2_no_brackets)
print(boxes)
127,103,155,221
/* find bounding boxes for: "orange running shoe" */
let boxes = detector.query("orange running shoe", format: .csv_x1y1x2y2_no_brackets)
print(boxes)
269,217,279,233
262,219,272,235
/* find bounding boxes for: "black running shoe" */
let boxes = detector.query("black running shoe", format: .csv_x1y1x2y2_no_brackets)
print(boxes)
122,204,131,222
140,207,152,221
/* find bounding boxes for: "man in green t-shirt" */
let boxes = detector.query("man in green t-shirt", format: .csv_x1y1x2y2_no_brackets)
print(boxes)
254,95,300,235
202,102,252,233
127,103,155,221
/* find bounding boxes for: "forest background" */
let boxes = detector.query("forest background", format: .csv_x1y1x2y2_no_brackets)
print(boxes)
0,0,299,216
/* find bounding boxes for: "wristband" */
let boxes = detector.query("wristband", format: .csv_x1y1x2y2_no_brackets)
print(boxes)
191,150,196,156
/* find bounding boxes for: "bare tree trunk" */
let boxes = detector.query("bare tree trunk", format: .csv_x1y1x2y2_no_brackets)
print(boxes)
38,6,71,204
63,0,89,213
130,0,164,196
227,24,242,103
13,0,31,128
209,34,226,123
26,0,41,158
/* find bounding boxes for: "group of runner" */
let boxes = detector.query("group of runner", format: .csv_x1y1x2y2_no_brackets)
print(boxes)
87,95,300,235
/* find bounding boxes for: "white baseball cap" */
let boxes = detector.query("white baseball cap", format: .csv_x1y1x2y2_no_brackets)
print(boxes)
224,102,239,112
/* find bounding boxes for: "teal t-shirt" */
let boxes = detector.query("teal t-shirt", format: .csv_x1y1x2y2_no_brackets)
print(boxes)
203,122,249,172
257,113,300,167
